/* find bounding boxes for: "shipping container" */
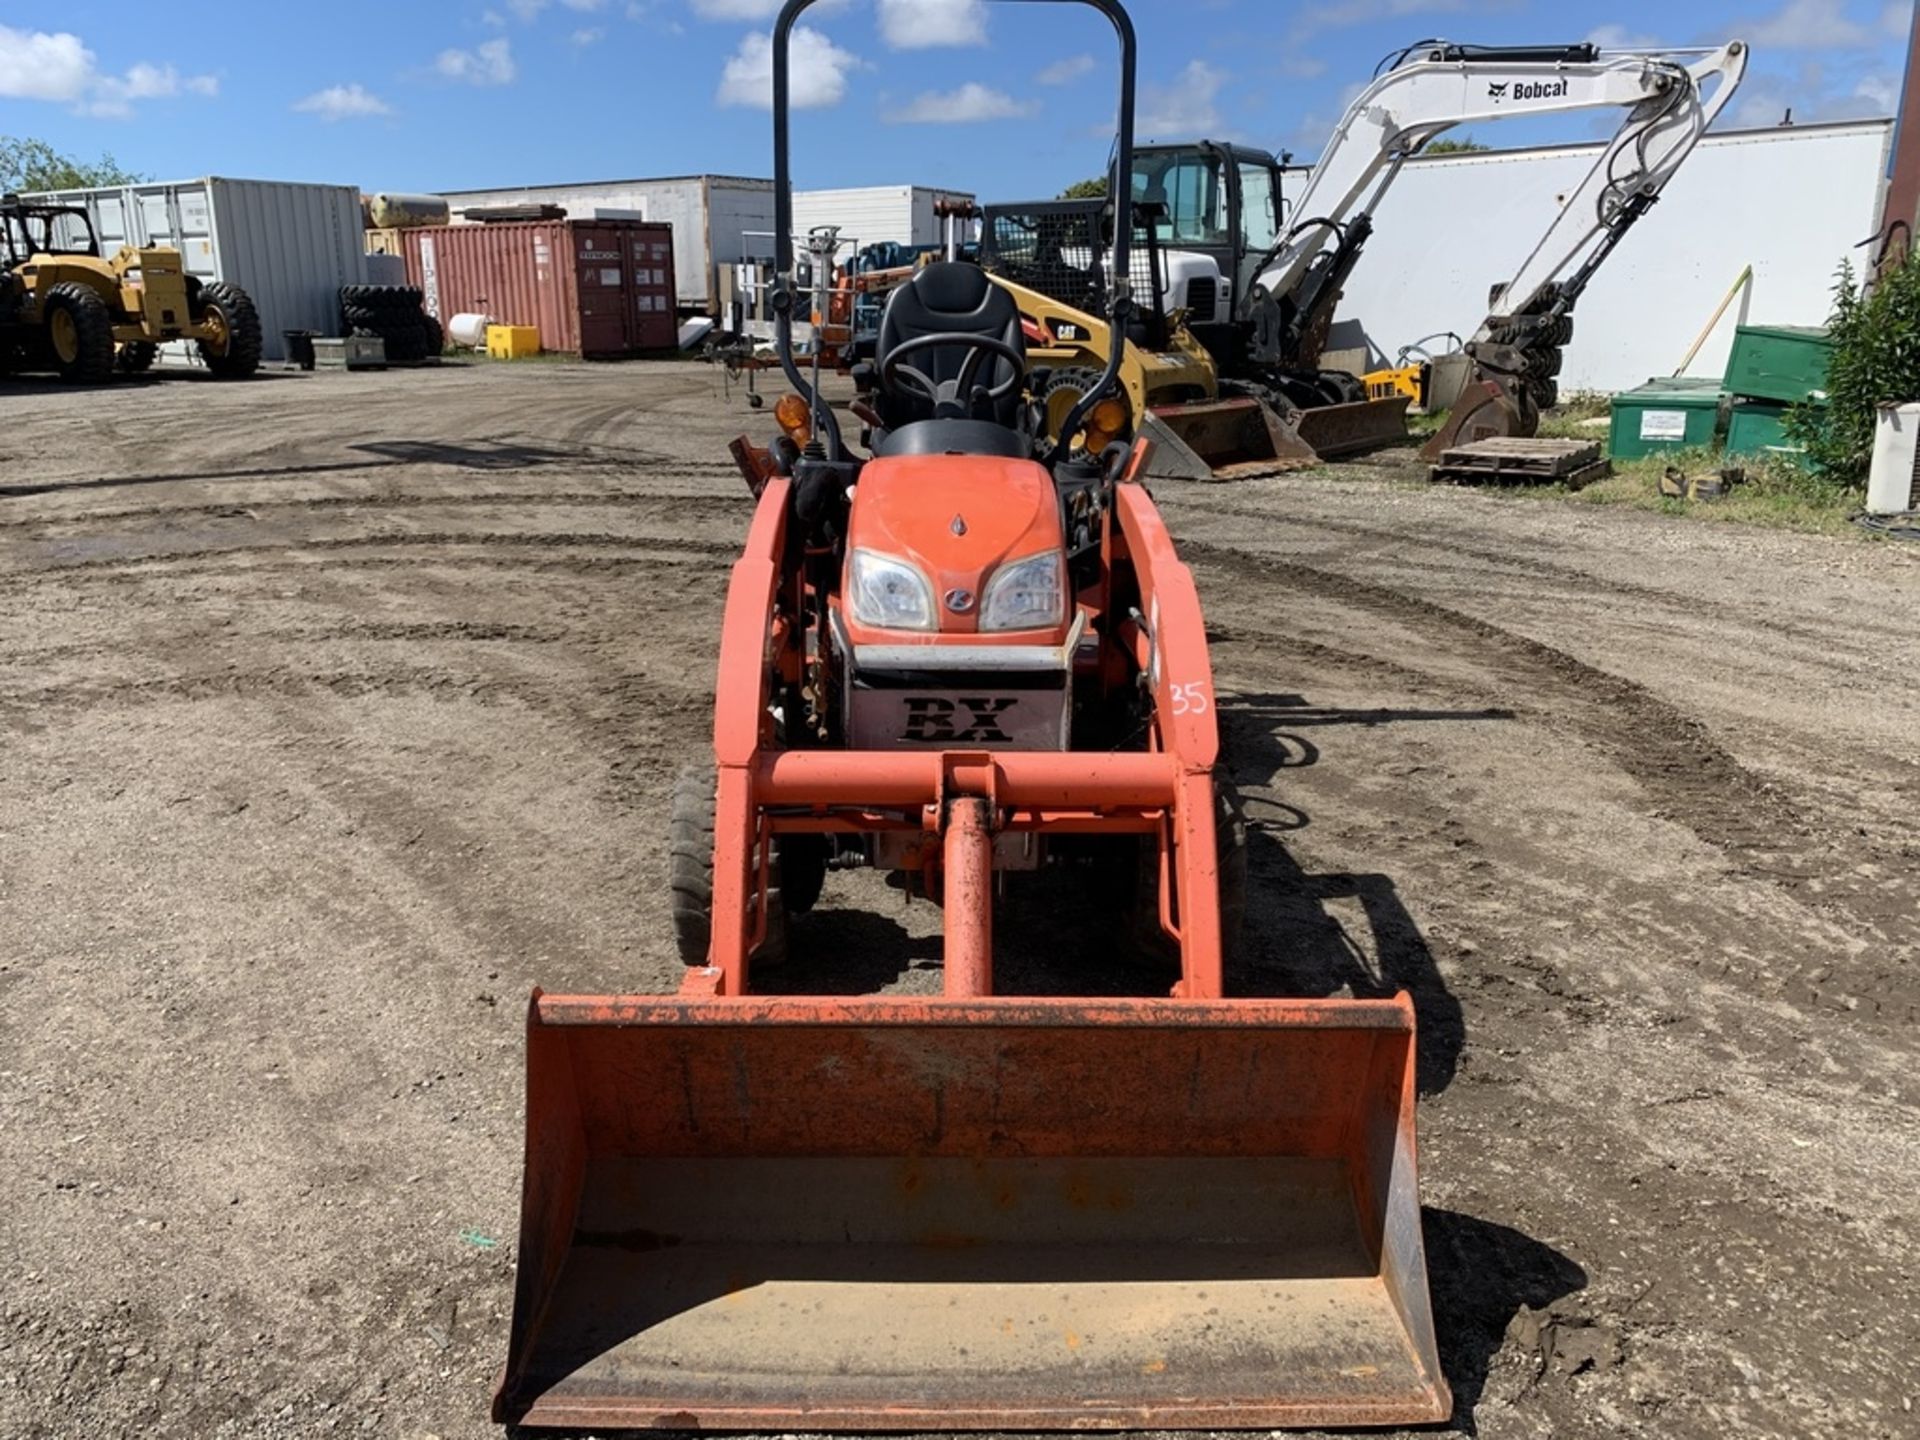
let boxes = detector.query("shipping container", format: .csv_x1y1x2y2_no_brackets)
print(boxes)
790,185,977,249
433,175,772,314
25,176,369,362
399,219,678,357
1331,118,1892,394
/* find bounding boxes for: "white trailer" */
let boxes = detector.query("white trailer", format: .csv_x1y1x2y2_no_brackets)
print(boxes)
790,185,977,250
23,177,368,362
434,174,775,314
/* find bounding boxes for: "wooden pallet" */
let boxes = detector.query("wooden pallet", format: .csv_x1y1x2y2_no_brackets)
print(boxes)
1429,436,1611,489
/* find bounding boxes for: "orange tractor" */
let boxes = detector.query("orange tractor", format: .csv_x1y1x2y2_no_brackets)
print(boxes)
496,1,1449,1429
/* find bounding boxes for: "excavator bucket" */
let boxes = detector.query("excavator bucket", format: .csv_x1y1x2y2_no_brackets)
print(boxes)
1421,379,1533,460
495,992,1451,1431
1143,398,1320,481
1294,394,1414,459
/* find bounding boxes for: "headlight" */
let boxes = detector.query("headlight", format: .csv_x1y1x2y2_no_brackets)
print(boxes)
848,549,935,630
980,551,1065,632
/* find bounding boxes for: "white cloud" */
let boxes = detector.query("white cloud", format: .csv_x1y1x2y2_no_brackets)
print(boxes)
571,26,607,45
0,24,94,100
886,81,1035,123
692,0,783,17
1286,80,1370,155
1036,53,1094,85
1746,0,1874,50
1138,59,1227,136
878,0,987,49
1727,60,1900,126
436,37,517,85
292,83,393,121
507,0,549,18
0,23,217,115
563,0,608,9
1586,23,1666,51
717,24,861,109
1287,0,1518,45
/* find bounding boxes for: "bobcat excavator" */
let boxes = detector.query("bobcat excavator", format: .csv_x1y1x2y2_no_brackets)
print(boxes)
1135,37,1747,454
495,0,1449,1429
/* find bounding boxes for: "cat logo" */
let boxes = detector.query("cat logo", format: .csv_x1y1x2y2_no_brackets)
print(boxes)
901,697,1016,744
1487,82,1509,100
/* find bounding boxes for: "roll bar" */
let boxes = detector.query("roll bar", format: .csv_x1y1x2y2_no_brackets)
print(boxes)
769,0,1137,462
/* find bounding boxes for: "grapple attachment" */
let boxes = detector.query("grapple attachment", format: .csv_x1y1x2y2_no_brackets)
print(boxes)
495,993,1450,1431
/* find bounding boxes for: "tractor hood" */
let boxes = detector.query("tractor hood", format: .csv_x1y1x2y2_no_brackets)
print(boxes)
843,454,1066,639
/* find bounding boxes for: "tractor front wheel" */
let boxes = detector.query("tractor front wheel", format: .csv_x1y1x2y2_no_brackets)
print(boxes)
670,762,793,969
195,281,263,379
44,283,115,385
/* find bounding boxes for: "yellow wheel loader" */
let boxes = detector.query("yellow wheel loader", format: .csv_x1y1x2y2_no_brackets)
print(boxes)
0,195,262,384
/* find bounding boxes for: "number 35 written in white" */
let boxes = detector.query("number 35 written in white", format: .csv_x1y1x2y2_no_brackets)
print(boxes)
1168,682,1210,716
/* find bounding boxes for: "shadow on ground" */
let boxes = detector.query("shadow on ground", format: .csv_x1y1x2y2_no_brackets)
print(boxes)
0,439,581,499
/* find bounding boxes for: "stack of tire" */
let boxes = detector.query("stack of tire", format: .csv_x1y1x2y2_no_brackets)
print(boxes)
338,285,444,365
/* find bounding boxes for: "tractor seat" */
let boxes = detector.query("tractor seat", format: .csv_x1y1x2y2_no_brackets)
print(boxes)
873,263,1027,442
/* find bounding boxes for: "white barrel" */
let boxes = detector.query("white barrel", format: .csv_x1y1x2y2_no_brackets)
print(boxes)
448,312,492,349
367,192,451,229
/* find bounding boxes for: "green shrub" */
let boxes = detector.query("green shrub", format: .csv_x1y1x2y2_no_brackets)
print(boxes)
1785,258,1920,486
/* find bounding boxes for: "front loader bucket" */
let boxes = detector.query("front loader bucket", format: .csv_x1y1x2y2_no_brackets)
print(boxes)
1292,395,1413,459
1143,399,1320,482
496,993,1451,1431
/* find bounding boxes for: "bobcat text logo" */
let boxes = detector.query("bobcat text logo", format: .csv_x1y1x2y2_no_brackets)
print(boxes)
901,698,1016,744
1490,79,1570,103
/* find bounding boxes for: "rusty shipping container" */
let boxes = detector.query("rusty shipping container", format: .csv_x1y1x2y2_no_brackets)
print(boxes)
399,219,678,357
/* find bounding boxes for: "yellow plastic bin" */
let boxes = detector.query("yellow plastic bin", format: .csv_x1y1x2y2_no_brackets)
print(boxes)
486,325,541,360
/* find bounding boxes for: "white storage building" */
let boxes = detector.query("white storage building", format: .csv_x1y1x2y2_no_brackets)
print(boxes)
433,174,775,315
1327,118,1893,393
23,177,368,362
790,185,977,251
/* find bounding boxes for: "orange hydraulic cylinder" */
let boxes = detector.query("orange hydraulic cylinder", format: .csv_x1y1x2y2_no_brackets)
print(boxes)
942,799,995,998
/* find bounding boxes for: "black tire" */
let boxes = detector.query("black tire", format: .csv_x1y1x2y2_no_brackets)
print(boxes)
1316,369,1369,406
43,282,115,384
1531,378,1560,411
669,763,789,968
195,280,262,378
422,314,445,356
115,340,159,375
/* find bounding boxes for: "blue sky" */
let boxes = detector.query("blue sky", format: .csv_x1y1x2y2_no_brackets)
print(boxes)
1,0,1912,196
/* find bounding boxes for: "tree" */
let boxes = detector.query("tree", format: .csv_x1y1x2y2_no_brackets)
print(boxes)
1058,176,1108,200
1423,137,1490,155
1784,258,1920,488
0,137,146,193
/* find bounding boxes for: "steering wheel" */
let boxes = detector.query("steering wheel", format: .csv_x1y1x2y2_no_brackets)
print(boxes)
880,332,1026,417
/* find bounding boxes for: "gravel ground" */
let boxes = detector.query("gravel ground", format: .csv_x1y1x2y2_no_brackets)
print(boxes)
1,359,1915,1439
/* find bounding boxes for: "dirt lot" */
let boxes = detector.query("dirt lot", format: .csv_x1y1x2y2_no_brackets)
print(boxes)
1,359,1916,1440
